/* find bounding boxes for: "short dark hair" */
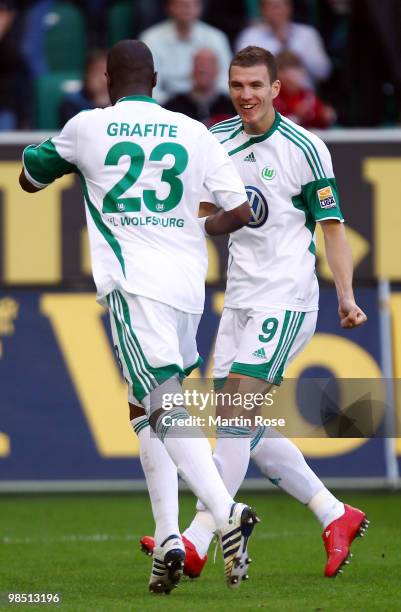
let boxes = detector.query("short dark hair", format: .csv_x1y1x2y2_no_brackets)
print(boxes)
230,46,278,83
107,40,154,87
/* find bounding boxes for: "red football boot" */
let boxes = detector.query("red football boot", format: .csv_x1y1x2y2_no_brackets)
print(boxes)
140,535,156,557
140,535,207,579
322,504,370,577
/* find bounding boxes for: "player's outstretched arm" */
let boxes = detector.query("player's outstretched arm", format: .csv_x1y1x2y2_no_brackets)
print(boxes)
202,201,250,236
19,170,42,193
321,219,367,329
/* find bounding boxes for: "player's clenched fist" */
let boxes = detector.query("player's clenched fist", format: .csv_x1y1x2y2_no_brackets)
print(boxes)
338,299,368,328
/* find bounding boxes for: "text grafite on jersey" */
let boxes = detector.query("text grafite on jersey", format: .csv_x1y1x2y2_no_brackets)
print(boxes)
107,122,178,138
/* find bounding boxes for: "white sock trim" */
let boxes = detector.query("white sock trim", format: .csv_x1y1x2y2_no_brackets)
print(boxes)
308,488,345,529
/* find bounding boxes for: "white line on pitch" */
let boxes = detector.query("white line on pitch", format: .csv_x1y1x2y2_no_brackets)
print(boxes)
1,530,309,545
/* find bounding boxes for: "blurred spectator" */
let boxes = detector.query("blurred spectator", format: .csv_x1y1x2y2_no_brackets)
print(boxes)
0,0,25,129
235,0,331,87
69,1,165,45
136,0,165,32
346,0,401,126
58,49,109,127
70,0,107,45
246,0,320,25
165,48,234,126
20,0,54,78
319,0,350,58
203,0,247,47
313,1,350,122
274,51,336,128
140,0,232,103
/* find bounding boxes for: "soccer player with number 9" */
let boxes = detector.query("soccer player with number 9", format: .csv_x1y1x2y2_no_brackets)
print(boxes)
139,46,370,581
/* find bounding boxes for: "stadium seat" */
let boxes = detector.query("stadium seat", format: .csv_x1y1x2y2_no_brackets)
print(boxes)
107,1,136,48
43,2,87,72
245,0,260,20
34,72,82,129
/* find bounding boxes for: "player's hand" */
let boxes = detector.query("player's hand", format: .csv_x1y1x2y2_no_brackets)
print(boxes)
338,299,367,329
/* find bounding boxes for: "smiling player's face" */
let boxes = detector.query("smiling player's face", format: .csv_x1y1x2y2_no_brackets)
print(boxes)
229,64,280,134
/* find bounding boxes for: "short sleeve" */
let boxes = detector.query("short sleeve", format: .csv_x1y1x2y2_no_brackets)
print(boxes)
200,186,217,205
202,128,247,211
23,114,80,188
300,136,344,222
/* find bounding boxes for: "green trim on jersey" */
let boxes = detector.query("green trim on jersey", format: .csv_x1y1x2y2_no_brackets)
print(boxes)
23,139,75,185
227,111,282,157
278,125,318,180
111,290,188,401
117,95,158,105
24,137,128,281
302,177,343,222
292,177,343,255
78,172,127,278
210,120,242,135
210,115,242,132
220,125,244,144
281,118,326,178
278,120,325,180
291,192,317,255
229,311,305,385
211,115,241,126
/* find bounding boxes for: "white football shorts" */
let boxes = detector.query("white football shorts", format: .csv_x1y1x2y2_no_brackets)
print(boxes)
213,306,318,385
107,289,202,405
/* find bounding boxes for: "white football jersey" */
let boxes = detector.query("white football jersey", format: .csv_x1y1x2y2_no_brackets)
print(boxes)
207,112,344,311
22,96,247,313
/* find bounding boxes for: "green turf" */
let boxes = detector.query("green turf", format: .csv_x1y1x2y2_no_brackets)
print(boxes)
0,491,399,611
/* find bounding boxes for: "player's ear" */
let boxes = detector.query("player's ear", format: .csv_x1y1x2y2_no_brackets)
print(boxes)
271,79,281,100
153,71,158,89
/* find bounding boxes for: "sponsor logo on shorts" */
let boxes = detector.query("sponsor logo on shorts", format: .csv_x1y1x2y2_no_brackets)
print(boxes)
317,186,336,209
261,166,276,181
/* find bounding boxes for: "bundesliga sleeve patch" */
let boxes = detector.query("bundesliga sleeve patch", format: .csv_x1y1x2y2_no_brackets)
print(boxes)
317,186,336,209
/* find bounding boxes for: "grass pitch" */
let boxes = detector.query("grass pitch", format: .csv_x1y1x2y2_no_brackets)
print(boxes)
0,491,400,611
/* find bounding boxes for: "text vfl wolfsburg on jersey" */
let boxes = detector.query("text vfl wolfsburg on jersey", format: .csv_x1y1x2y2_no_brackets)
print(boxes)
106,215,185,228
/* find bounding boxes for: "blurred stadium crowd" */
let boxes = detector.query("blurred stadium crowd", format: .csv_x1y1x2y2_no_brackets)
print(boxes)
1,0,401,131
